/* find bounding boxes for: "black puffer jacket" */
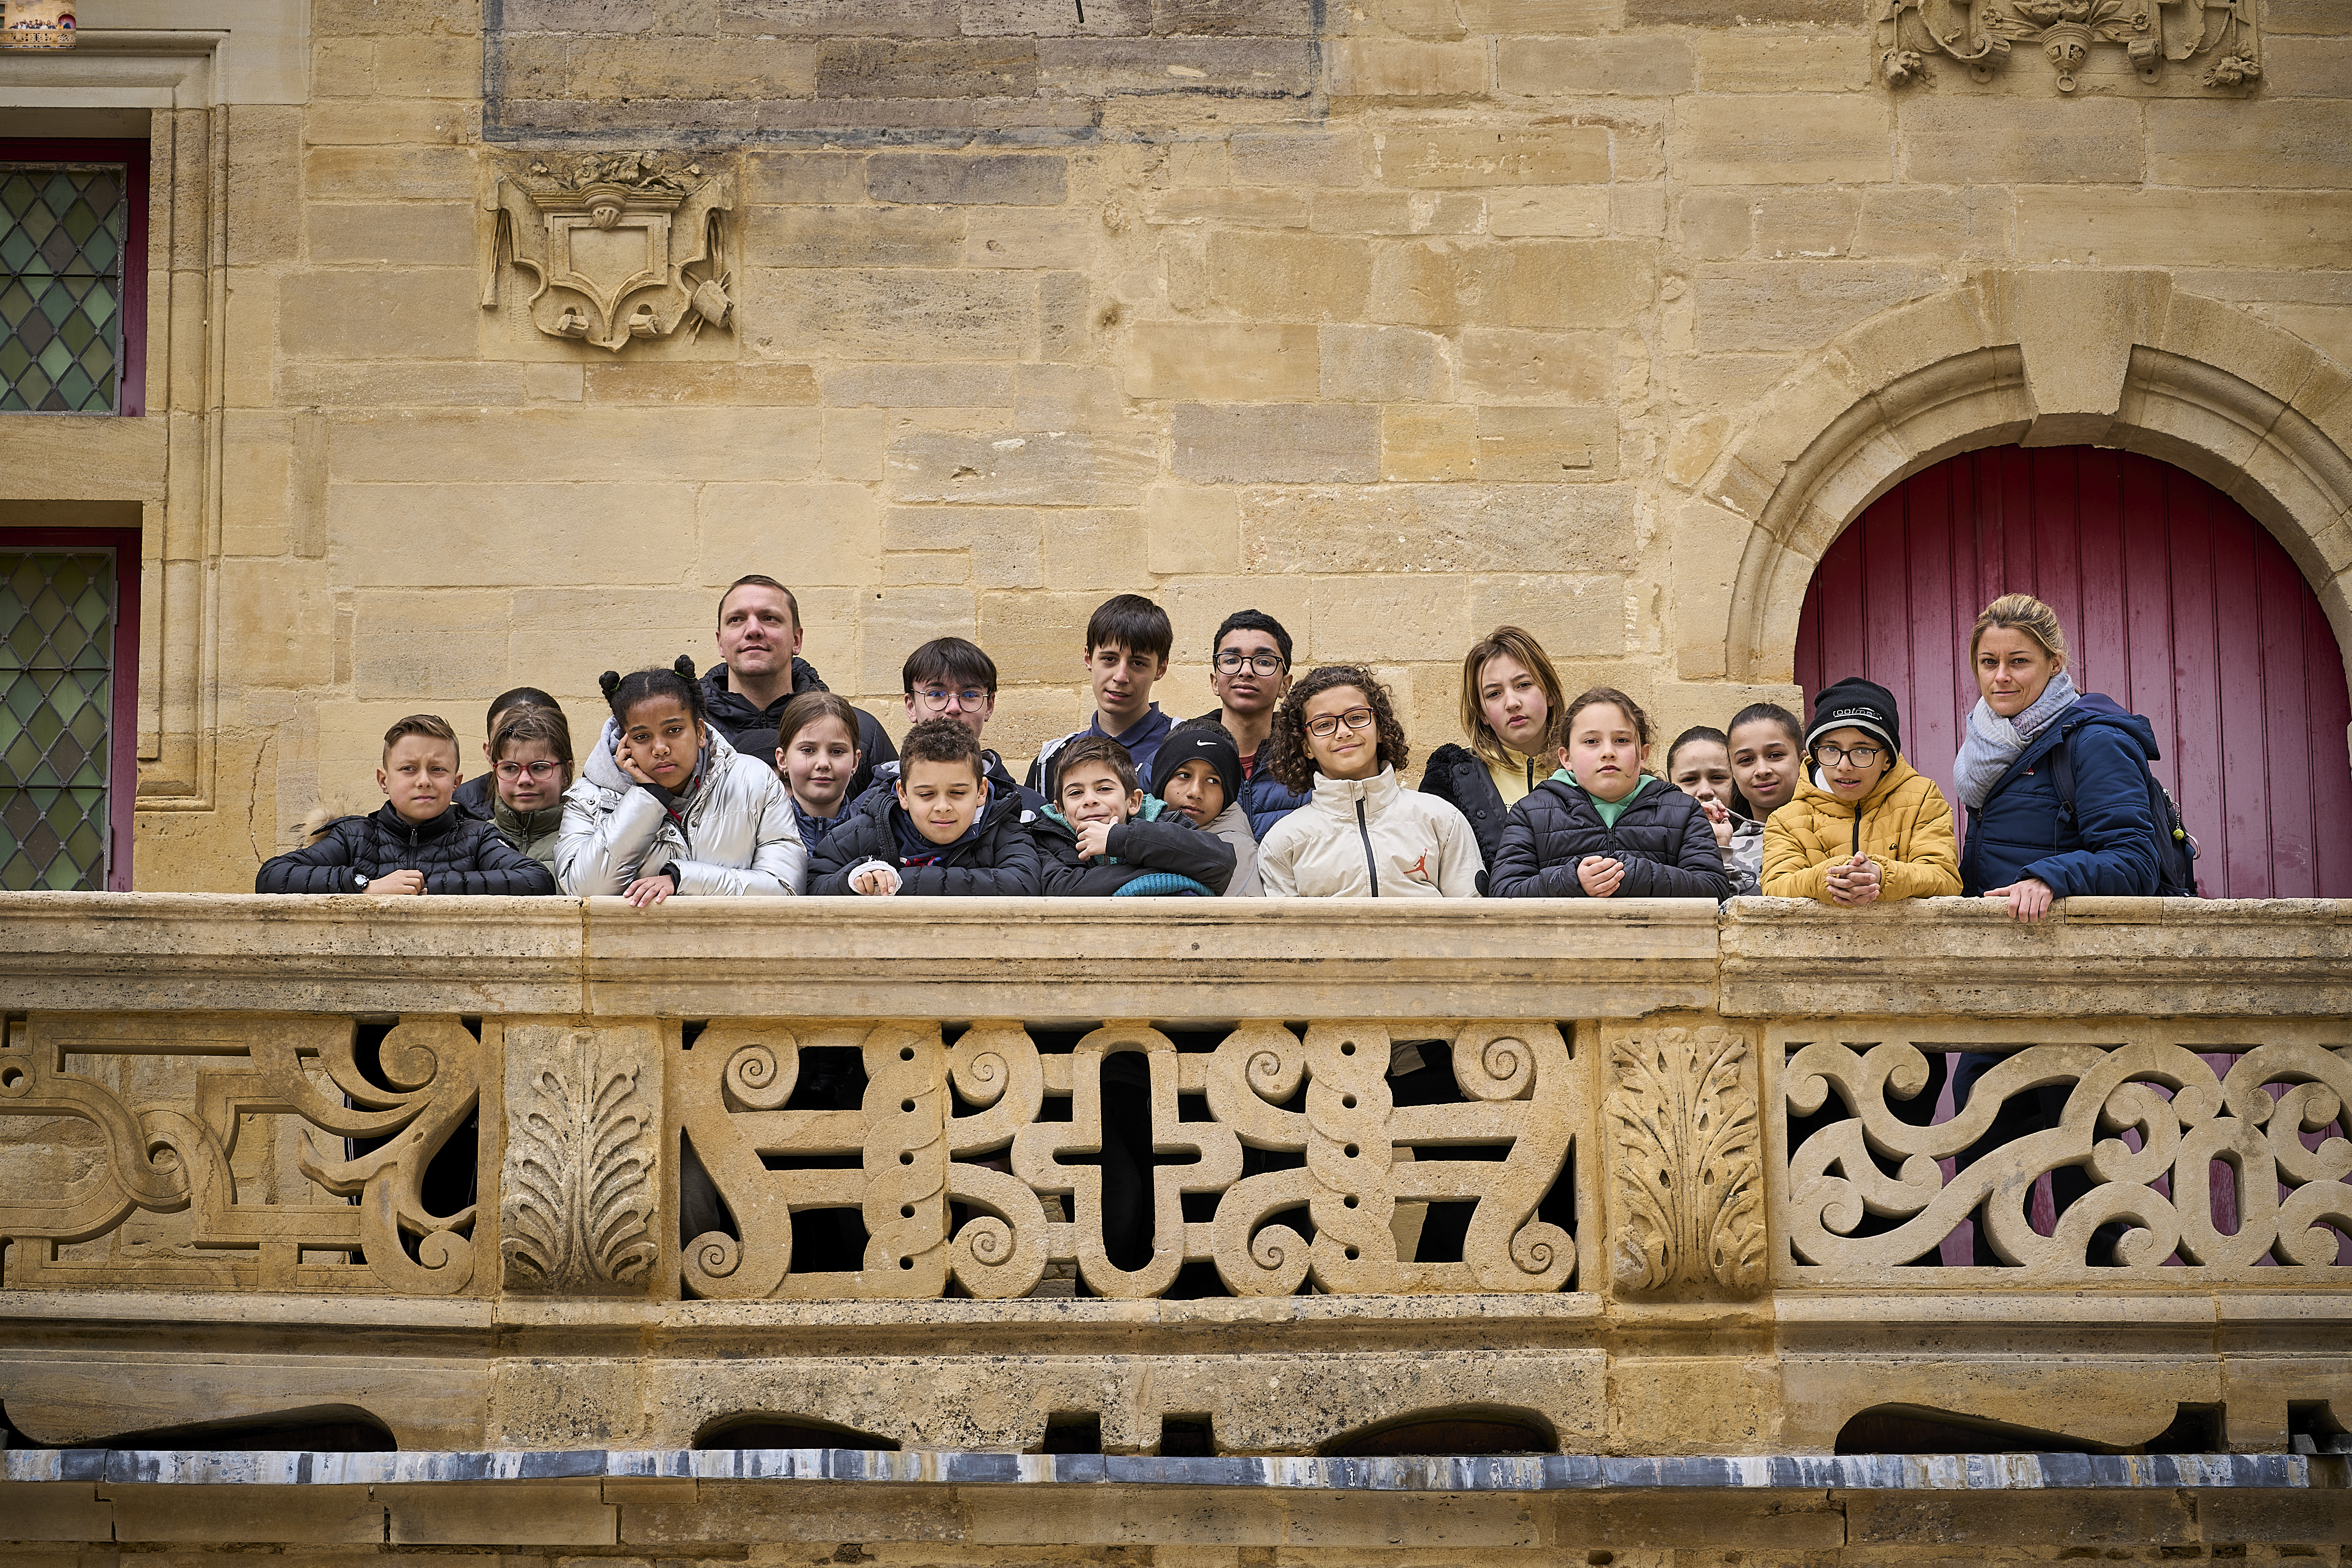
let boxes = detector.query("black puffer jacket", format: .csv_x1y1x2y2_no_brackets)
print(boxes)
808,781,1043,897
256,803,558,895
702,657,898,804
1418,743,1544,896
1031,798,1237,896
452,772,495,822
1490,776,1732,900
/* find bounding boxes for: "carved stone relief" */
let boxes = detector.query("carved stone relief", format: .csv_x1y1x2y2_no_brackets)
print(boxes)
1774,1023,2352,1282
672,1019,1582,1301
482,151,733,352
1875,0,2260,91
0,1013,483,1294
1605,1024,1765,1297
499,1023,659,1294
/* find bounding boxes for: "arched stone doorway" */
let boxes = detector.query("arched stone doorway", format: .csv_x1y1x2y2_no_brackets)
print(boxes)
1793,445,2352,899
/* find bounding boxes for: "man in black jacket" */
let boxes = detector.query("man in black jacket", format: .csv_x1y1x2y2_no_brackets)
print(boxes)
701,574,897,801
257,715,556,895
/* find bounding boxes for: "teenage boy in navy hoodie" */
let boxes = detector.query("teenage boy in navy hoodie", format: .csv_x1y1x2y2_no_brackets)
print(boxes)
1024,593,1175,799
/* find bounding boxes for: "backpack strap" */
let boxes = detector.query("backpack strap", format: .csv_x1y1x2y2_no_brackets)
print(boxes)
2047,734,2078,825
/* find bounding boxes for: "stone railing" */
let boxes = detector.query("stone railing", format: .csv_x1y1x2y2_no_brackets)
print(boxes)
0,895,2346,1460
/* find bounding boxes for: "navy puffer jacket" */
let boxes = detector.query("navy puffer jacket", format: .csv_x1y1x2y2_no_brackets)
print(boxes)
1490,775,1733,900
257,802,558,895
1958,693,2164,898
808,781,1043,897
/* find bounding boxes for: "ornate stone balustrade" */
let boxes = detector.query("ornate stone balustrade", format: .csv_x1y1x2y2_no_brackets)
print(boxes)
0,895,2345,1462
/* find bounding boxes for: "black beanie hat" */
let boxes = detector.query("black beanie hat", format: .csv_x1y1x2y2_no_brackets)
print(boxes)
1151,723,1244,814
1806,677,1902,760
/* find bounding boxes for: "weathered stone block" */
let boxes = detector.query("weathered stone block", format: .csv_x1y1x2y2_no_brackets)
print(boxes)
2148,101,2352,189
756,206,966,268
1691,262,1941,353
619,1481,965,1544
2018,190,2352,269
1128,323,1320,401
961,0,1154,35
1486,187,1611,238
1675,95,1892,185
1629,0,1860,18
1854,185,2011,261
860,587,979,689
1496,36,1695,96
330,484,695,586
303,145,475,201
332,408,823,485
888,429,1159,504
1036,38,1316,98
304,98,477,147
1042,508,1149,589
1309,191,1485,236
1383,404,1478,480
1369,238,1656,330
1328,39,1489,97
966,208,1094,268
0,1481,110,1542
226,108,302,266
1471,572,1626,657
1016,364,1132,431
884,505,1047,587
1153,0,1317,34
1145,485,1241,576
1754,188,1859,259
1229,130,1366,187
1172,404,1381,484
1476,404,1619,481
720,0,963,34
1244,481,1638,572
280,269,477,360
1380,125,1612,186
381,1483,617,1545
107,1485,384,1544
758,270,1038,358
580,363,822,405
350,589,512,699
306,203,475,266
703,482,879,587
1841,1491,2196,1546
1321,324,1450,403
1693,27,1873,90
976,587,1124,682
825,363,1015,409
1310,573,1471,661
1458,0,1624,29
867,152,1069,206
1902,96,2142,185
1206,231,1376,321
748,149,870,203
816,37,1038,98
1455,328,1614,403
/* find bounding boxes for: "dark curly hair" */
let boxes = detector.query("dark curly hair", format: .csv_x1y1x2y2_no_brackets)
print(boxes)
1264,664,1409,794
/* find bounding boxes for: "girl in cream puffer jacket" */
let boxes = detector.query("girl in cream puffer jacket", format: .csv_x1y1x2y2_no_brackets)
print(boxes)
559,659,808,899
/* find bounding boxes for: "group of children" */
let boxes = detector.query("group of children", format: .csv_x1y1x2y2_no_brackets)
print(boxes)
261,578,2178,925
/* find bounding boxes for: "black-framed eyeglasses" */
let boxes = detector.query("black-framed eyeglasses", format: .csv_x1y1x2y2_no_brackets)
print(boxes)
1813,742,1885,768
916,687,990,711
1305,706,1376,740
1216,650,1285,676
494,760,563,780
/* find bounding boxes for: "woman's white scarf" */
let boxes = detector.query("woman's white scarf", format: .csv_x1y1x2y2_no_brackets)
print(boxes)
1952,668,2079,811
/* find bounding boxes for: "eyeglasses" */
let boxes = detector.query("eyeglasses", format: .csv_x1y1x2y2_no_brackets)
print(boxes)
1305,706,1377,740
1215,650,1286,676
1813,743,1885,767
915,687,990,711
494,760,563,780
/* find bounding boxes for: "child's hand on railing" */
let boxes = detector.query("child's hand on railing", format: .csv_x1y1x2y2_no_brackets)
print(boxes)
1577,855,1624,898
364,869,426,897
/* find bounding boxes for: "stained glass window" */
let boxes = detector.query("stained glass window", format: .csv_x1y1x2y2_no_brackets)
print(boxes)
0,163,126,413
0,550,115,889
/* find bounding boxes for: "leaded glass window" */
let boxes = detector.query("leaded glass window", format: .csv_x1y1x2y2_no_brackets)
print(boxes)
0,550,116,889
0,162,126,413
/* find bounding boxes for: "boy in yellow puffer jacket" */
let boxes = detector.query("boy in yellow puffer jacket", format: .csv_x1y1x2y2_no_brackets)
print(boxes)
1763,677,1960,904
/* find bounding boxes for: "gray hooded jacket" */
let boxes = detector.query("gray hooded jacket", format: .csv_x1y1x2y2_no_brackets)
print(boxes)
558,720,807,896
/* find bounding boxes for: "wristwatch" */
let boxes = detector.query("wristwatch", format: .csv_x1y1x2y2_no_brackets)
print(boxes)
353,871,370,892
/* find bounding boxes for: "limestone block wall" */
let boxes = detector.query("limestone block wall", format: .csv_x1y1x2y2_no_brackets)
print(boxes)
9,1,2349,889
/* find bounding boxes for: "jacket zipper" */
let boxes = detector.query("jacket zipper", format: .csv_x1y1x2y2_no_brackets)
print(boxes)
1355,798,1380,896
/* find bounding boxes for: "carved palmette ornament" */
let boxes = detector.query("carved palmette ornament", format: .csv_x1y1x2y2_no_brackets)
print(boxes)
1874,0,2259,92
483,151,733,351
499,1026,659,1293
1606,1024,1765,1297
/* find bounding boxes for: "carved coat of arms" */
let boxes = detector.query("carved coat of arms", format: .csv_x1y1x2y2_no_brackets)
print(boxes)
482,151,733,352
1875,0,2259,92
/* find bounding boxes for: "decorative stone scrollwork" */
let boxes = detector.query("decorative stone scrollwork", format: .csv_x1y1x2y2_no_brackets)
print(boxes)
500,1025,659,1293
1775,1023,2352,1283
1874,0,2259,92
483,150,733,352
672,1019,1581,1301
1605,1025,1765,1297
0,1013,482,1294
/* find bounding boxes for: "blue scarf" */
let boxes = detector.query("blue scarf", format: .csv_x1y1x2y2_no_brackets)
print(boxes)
1953,669,2080,810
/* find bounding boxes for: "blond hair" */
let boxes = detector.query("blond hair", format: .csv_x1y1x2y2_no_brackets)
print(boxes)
1969,593,2070,667
1460,625,1567,766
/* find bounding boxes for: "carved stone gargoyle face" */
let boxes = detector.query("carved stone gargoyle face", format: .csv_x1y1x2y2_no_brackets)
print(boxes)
483,154,734,353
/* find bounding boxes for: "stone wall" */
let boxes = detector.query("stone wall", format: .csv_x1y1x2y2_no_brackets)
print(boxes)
3,2,2349,889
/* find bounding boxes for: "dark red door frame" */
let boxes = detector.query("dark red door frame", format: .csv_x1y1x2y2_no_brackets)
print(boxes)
0,527,140,890
0,137,149,418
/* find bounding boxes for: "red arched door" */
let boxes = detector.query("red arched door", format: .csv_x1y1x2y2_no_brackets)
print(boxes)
1794,446,2352,898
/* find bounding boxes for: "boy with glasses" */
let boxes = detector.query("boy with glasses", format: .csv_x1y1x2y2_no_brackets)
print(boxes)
1762,676,1959,905
858,637,1048,815
1025,594,1175,800
1189,609,1310,837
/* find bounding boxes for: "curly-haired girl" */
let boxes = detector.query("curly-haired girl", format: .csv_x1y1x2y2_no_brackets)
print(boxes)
1254,664,1482,898
558,655,807,905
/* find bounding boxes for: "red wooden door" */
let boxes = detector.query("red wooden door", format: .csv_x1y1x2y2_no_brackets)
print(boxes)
1794,446,2352,898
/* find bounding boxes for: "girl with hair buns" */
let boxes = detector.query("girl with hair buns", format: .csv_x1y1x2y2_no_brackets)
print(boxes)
1419,625,1567,895
1255,664,1483,899
558,655,807,905
1954,592,2169,921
